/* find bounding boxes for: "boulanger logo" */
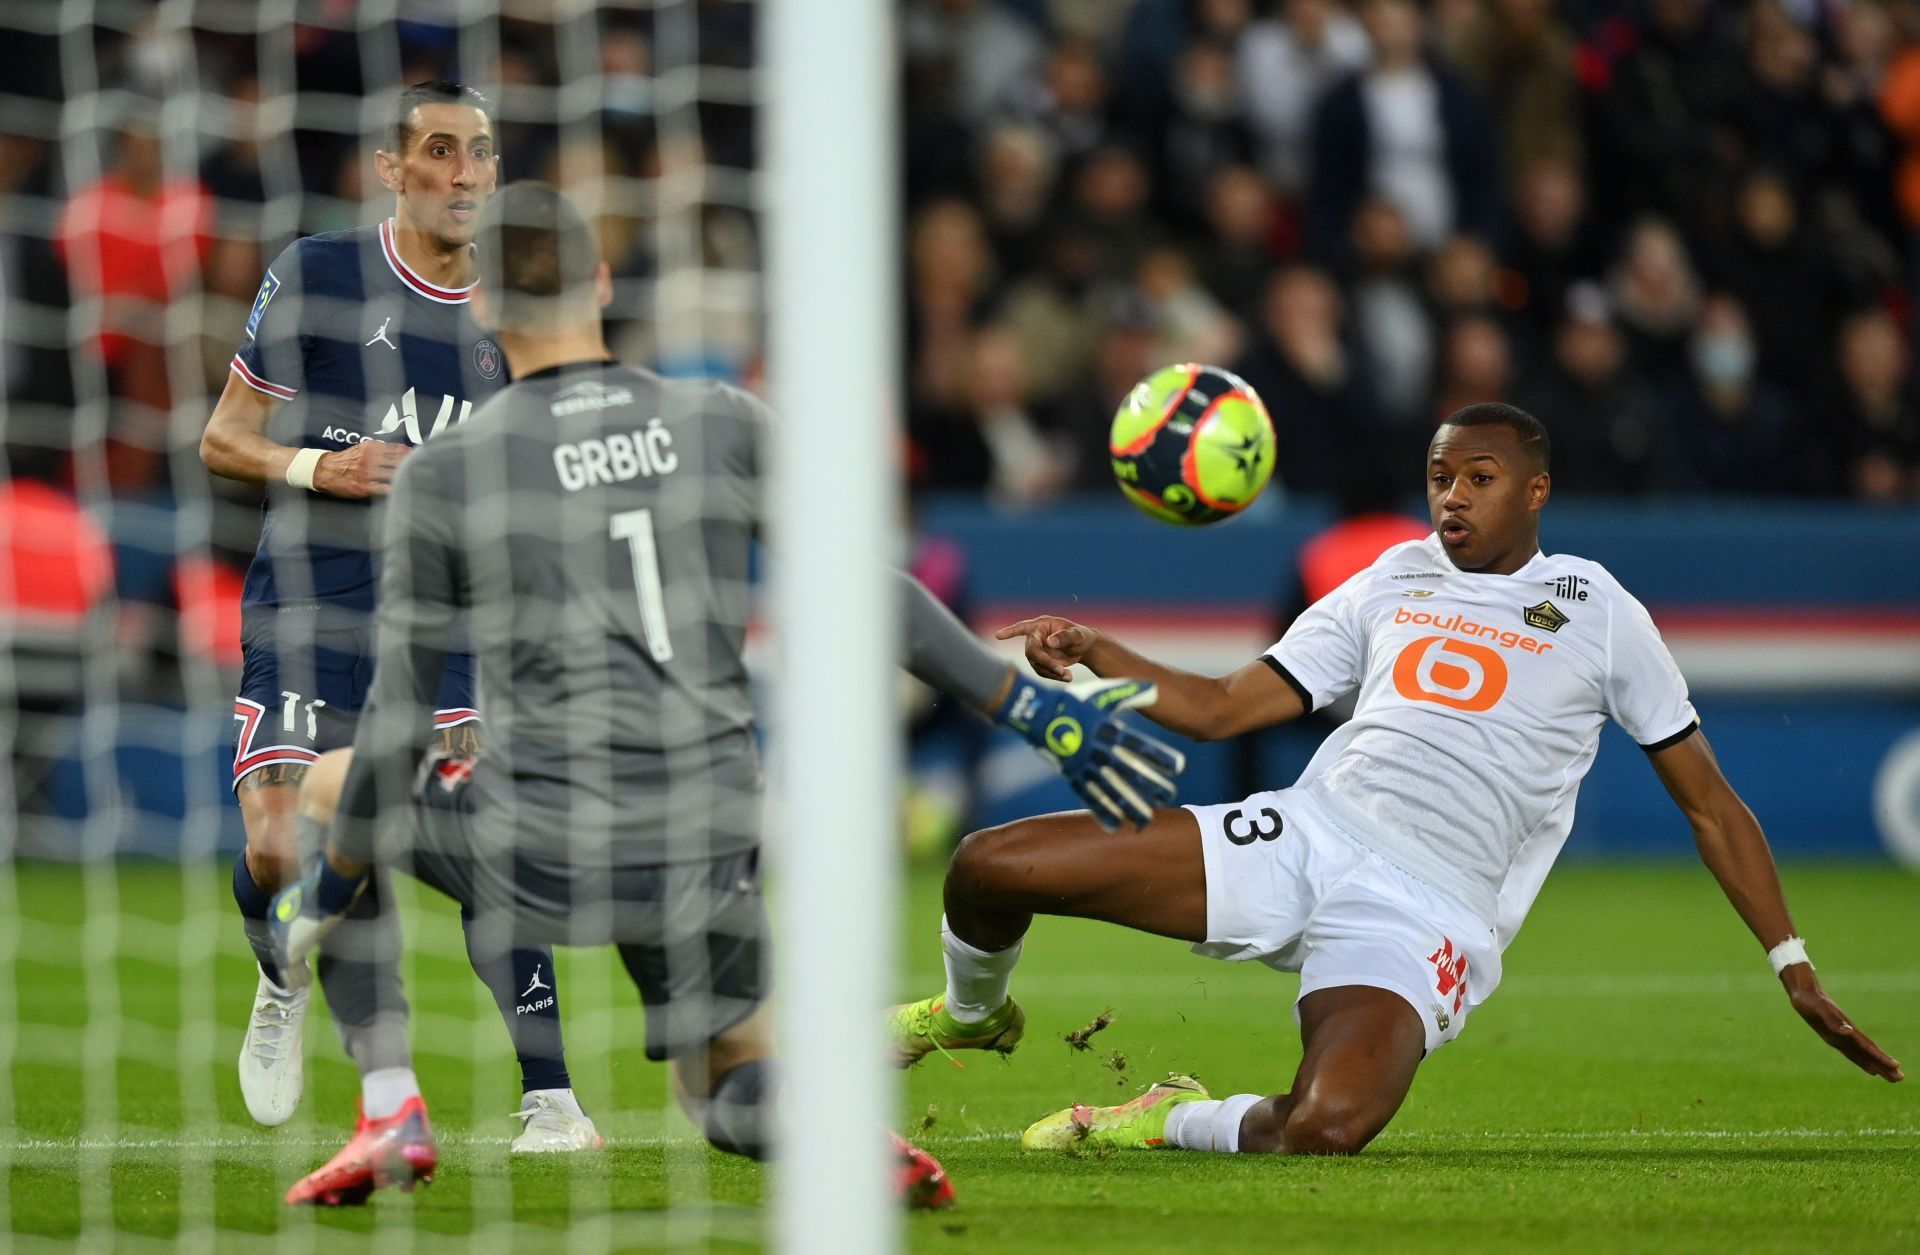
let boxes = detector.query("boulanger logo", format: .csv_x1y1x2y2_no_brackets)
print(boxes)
1392,635,1508,711
1392,606,1556,654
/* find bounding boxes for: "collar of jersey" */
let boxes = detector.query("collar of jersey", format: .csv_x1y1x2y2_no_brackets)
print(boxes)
1419,533,1551,579
380,218,476,305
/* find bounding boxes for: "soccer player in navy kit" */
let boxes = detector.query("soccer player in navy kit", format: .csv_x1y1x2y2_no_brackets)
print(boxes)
199,82,595,1150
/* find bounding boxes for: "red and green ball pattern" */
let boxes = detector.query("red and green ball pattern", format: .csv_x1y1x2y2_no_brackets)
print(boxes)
1108,363,1276,526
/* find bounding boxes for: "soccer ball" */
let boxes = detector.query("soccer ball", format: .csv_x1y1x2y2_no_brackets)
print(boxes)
1108,363,1276,526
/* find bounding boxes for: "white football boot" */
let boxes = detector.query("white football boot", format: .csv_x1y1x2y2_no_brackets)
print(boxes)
510,1089,605,1152
238,970,307,1126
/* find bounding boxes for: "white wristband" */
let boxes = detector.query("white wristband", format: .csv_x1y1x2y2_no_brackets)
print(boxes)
285,447,325,491
1767,936,1811,975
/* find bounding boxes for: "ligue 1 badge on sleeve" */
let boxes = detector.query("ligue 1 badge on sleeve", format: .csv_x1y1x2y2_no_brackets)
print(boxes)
474,339,502,380
246,270,280,339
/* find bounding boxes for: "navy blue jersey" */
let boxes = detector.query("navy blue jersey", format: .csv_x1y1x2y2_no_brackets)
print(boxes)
231,218,509,630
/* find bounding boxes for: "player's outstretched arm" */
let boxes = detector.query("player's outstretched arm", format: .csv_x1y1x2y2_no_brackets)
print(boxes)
200,370,409,498
898,572,1184,829
1649,730,1904,1082
995,616,1306,741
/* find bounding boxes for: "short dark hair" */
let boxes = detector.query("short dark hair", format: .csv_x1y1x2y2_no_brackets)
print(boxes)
476,181,601,329
1436,402,1551,472
387,80,491,153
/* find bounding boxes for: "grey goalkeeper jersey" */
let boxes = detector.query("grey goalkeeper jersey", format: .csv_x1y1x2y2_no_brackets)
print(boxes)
342,359,766,868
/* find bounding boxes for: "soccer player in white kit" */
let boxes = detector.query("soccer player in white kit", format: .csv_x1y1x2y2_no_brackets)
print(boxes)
887,403,1903,1157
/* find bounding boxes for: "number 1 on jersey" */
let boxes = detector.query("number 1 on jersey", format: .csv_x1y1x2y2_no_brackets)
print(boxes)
610,508,674,663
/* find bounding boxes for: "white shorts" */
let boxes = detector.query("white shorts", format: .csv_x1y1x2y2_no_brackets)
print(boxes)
1186,786,1501,1052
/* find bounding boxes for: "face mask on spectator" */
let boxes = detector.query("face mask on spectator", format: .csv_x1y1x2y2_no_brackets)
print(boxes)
1692,334,1754,387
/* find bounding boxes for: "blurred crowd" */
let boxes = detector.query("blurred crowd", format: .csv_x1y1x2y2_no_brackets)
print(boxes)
902,0,1920,506
4,0,1920,662
0,7,758,510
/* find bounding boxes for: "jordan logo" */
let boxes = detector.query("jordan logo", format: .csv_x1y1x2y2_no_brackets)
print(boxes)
366,317,398,351
520,964,552,1000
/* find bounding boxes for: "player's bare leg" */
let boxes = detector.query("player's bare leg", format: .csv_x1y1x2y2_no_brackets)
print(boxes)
1021,987,1424,1155
888,808,1208,1067
666,1004,774,1159
936,810,1427,1156
944,807,1211,948
234,770,311,1126
1234,985,1426,1154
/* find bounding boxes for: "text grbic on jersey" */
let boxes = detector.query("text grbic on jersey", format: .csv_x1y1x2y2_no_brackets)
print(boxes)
549,382,682,492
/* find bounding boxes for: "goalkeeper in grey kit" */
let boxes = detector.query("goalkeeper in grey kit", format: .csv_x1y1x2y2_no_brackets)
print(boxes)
269,181,1183,1205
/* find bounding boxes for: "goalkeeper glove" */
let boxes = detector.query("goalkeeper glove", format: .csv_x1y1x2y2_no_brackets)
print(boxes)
994,676,1186,830
267,858,368,990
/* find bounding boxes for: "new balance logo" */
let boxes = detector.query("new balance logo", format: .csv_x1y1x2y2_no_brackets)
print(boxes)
366,317,398,351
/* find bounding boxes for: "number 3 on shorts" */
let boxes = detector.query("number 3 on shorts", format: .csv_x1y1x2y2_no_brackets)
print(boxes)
1221,806,1283,846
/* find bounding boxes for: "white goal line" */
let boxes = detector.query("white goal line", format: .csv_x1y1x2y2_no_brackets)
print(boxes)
9,1125,1916,1158
902,971,1920,998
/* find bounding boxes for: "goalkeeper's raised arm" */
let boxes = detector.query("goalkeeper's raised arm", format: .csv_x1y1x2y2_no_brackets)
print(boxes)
995,615,1307,742
898,572,1186,830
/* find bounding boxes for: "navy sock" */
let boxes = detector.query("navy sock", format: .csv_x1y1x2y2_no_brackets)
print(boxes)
232,853,285,988
702,1058,772,1160
461,906,571,1093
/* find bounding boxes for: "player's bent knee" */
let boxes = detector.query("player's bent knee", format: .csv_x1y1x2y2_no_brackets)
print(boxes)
1280,1099,1384,1157
669,1052,771,1161
245,842,302,893
297,748,354,824
946,822,1032,902
241,810,303,889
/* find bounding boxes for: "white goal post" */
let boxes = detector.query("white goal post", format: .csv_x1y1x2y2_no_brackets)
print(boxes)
768,2,901,1253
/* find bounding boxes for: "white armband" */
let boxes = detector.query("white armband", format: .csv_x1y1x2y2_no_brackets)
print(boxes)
1767,936,1811,975
285,447,325,491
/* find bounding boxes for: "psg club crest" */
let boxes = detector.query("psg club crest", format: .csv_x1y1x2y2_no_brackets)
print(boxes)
474,339,501,380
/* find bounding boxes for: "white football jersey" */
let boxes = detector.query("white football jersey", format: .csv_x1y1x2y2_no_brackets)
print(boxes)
1266,534,1697,946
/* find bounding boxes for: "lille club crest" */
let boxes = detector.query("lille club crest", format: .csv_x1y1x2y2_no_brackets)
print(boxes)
474,339,501,380
1522,600,1569,633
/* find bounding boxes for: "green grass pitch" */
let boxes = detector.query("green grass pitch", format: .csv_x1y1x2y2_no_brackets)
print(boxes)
4,858,1917,1251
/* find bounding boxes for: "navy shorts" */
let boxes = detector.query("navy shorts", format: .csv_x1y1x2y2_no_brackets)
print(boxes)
231,623,478,787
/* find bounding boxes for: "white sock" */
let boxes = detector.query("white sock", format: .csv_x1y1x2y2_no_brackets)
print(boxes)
1163,1094,1263,1153
523,1087,585,1118
361,1067,421,1120
940,915,1021,1025
258,968,298,999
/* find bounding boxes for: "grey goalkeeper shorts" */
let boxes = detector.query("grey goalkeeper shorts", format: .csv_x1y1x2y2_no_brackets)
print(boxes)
401,752,769,1061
